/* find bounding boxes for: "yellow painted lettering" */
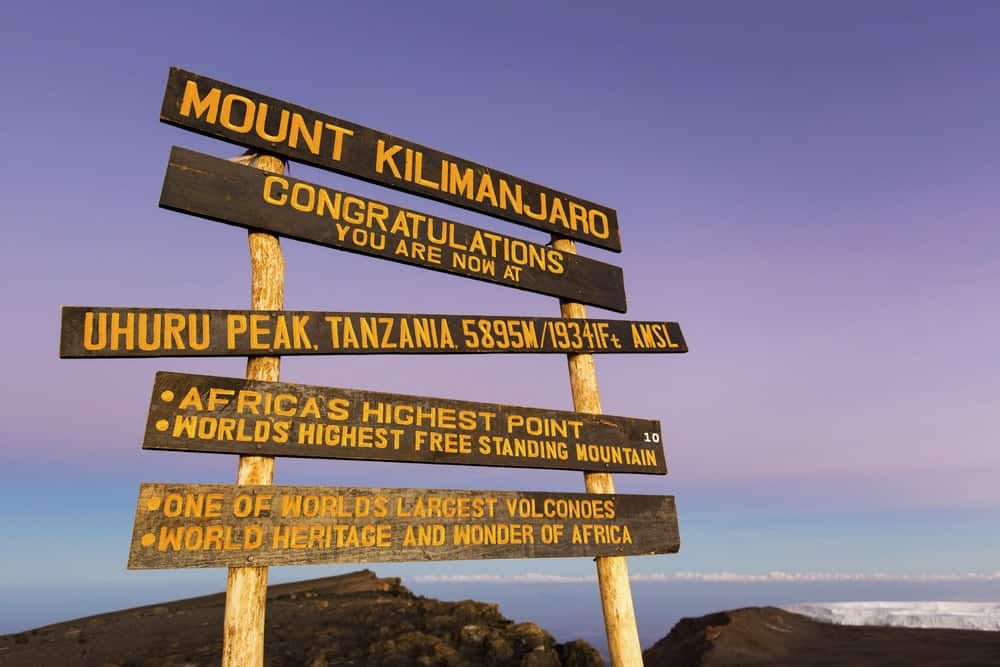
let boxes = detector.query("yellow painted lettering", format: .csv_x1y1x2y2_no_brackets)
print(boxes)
448,163,474,199
262,175,288,206
290,182,315,212
227,314,248,349
162,313,185,350
289,114,323,155
249,314,270,350
375,140,403,178
177,386,204,411
219,94,255,133
475,173,498,206
499,179,522,213
207,388,235,410
323,123,354,161
588,210,610,239
254,103,289,142
137,313,161,352
109,312,134,351
179,81,220,123
413,151,439,190
82,311,107,351
273,316,291,349
236,390,261,415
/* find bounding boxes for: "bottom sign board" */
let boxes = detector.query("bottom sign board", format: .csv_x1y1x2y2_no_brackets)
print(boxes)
128,483,679,569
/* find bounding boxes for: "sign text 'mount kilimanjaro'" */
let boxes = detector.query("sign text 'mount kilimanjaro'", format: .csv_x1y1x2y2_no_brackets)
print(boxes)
128,483,680,569
144,372,666,474
161,68,621,252
160,147,627,312
60,307,688,357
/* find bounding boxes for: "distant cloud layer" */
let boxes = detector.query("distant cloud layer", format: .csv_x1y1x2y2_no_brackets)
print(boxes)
412,571,1000,584
783,602,1000,631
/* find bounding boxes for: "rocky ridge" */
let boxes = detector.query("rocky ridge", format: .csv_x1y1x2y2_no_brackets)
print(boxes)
642,605,1000,666
0,570,603,667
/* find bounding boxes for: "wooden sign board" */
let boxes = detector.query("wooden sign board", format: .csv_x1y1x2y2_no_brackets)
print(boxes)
60,307,688,357
160,67,621,252
160,147,627,312
144,371,667,475
128,483,679,569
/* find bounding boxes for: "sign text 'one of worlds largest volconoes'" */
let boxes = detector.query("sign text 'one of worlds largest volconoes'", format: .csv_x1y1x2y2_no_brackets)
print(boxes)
128,483,679,569
160,67,621,252
160,147,627,312
144,372,666,474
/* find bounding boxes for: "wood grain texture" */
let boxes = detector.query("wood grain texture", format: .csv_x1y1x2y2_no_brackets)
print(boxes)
159,147,627,312
59,307,688,357
127,483,680,569
225,152,284,667
160,68,621,251
554,236,645,667
143,371,667,474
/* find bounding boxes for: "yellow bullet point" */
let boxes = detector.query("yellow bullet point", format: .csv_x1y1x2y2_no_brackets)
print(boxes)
141,533,156,548
147,497,161,511
155,419,169,432
161,390,175,402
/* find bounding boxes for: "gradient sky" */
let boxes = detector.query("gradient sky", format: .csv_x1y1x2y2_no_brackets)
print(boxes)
2,1,998,634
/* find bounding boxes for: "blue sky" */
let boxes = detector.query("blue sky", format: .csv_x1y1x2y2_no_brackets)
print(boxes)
2,1,998,635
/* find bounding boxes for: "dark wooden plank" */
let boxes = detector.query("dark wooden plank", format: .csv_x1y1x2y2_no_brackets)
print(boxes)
60,307,688,357
160,68,621,252
128,483,679,569
143,371,667,475
160,147,627,312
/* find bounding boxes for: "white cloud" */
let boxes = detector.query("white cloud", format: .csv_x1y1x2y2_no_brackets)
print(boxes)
783,602,1000,631
411,571,1000,584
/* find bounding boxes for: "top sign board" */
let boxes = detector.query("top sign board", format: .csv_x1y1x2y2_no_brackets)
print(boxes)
160,67,621,252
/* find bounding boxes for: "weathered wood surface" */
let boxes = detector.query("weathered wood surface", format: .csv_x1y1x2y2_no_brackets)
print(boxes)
143,371,667,474
159,148,627,312
160,68,621,252
128,483,679,569
554,235,645,667
61,307,688,357
224,152,285,667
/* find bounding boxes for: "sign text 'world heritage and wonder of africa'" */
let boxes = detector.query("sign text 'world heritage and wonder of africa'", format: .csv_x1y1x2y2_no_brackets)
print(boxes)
143,372,667,475
60,307,688,357
160,147,627,312
128,483,679,569
160,68,621,251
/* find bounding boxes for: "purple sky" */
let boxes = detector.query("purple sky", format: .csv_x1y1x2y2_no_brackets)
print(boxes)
2,1,998,634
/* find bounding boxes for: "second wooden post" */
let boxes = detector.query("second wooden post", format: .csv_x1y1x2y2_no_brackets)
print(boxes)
553,236,643,667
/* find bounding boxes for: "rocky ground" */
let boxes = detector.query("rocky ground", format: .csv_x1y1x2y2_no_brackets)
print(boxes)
10,575,1000,666
0,570,603,667
643,605,1000,666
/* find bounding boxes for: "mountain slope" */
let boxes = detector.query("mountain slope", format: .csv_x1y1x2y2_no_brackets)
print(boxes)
0,570,603,667
643,606,1000,666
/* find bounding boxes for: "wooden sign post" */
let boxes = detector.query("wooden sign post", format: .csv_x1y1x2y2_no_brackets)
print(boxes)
554,236,643,667
58,68,690,667
223,152,284,667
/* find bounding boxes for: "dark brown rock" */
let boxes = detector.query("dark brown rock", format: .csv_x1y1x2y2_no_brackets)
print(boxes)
0,569,602,667
558,639,605,667
643,606,1000,666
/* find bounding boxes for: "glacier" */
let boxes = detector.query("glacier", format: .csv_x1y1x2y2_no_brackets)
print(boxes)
782,602,1000,631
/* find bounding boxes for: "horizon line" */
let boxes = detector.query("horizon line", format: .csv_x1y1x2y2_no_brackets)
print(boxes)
410,571,1000,584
